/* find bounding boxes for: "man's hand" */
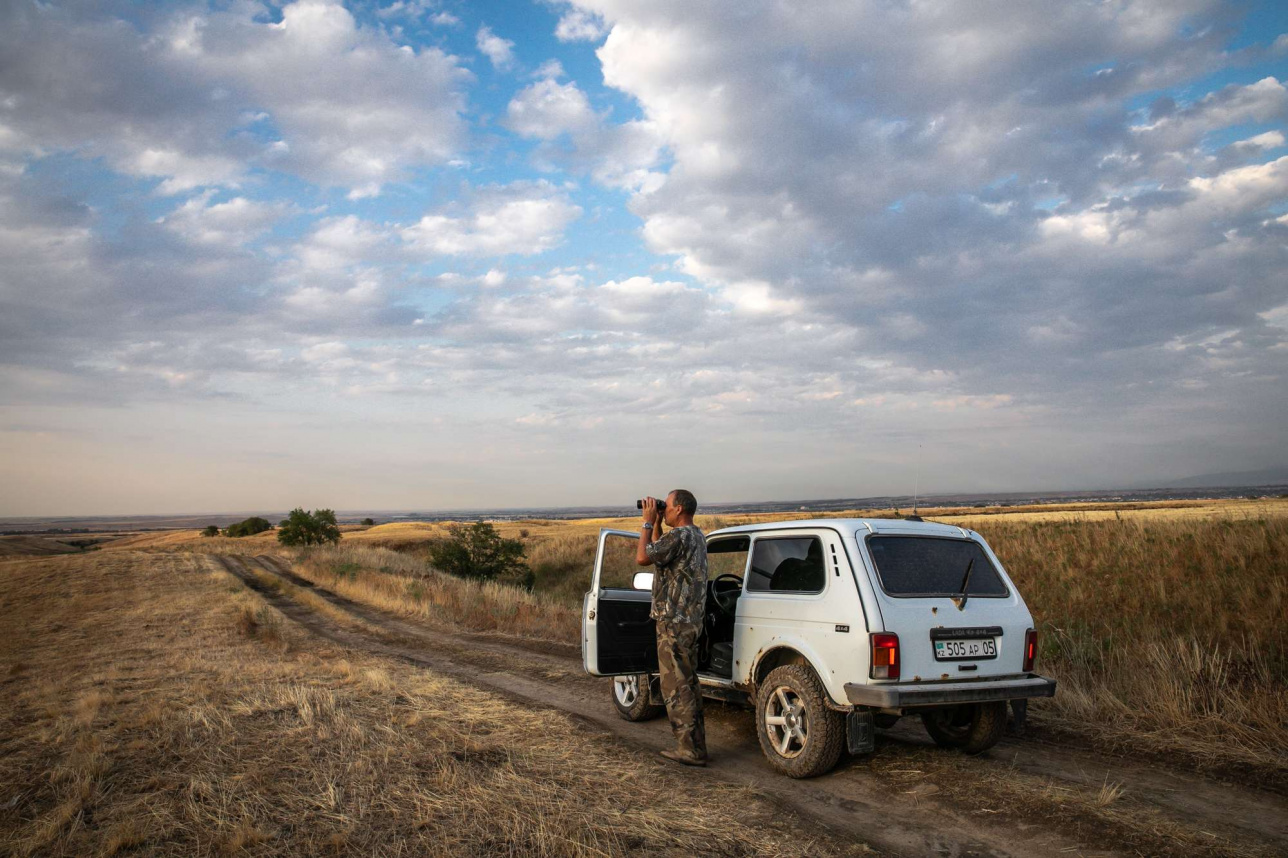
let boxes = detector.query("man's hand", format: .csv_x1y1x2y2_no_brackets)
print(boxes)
642,496,661,526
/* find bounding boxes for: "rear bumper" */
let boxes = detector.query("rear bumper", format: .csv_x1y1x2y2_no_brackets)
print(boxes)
844,675,1057,708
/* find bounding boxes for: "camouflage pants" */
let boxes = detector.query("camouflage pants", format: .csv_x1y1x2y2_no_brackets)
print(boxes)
656,620,706,758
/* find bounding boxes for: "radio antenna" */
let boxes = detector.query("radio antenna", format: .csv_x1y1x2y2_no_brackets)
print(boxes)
912,444,921,517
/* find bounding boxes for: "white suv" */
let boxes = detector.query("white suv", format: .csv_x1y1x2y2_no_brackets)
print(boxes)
582,518,1056,778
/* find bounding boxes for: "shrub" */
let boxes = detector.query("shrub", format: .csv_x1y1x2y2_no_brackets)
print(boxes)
427,522,528,581
277,508,341,547
361,517,376,527
226,516,273,538
201,525,220,537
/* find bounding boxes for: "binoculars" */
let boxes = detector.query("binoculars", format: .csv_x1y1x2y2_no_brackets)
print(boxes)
636,498,667,512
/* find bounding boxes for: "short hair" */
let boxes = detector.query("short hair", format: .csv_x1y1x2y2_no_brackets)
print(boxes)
670,489,697,516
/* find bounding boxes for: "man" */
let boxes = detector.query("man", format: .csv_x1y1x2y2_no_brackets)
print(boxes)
637,489,708,766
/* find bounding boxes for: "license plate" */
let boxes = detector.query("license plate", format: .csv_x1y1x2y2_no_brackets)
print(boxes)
934,638,997,660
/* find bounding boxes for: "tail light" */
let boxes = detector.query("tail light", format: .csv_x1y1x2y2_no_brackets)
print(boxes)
1023,628,1037,672
870,632,900,680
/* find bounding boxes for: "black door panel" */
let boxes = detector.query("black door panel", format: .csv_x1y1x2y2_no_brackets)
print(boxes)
596,589,658,675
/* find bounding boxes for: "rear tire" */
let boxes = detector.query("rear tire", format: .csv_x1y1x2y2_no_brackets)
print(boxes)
611,674,664,721
921,701,1007,754
755,664,846,778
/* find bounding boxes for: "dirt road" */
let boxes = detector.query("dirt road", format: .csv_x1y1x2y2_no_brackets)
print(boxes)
215,554,1288,858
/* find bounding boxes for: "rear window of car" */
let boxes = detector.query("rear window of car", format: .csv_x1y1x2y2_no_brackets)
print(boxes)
865,536,1008,598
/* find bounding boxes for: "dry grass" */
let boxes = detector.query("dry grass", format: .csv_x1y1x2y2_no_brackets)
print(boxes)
0,550,864,857
274,500,1288,781
975,513,1288,776
290,544,581,645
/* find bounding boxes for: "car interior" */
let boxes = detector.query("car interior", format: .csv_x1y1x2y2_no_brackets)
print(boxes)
700,535,828,677
700,536,750,676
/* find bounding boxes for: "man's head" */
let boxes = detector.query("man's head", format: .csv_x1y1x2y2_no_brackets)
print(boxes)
664,489,698,525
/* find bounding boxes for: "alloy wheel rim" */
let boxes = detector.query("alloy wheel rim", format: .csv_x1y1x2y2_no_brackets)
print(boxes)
613,675,639,707
764,685,809,758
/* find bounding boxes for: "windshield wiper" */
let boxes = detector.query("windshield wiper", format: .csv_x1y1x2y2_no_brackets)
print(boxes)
954,558,975,610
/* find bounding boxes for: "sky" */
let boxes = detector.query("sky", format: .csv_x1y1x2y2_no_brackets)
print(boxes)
1,0,1286,516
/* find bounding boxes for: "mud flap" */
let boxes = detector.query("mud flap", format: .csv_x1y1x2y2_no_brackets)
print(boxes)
1009,698,1028,735
846,708,875,755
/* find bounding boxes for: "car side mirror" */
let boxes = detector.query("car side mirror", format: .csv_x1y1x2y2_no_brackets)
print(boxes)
632,571,654,591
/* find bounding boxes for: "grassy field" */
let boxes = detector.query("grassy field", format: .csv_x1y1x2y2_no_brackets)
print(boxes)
256,499,1288,782
0,550,864,857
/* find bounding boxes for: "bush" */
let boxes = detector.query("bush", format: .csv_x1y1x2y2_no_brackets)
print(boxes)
361,517,376,526
201,525,220,537
226,516,273,538
428,522,528,581
277,508,341,547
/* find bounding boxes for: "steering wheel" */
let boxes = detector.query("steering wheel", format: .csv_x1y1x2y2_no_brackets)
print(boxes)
710,573,743,616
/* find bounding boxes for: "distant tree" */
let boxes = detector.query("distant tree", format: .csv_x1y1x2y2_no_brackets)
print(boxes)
201,525,220,537
226,516,273,538
428,522,527,581
277,508,341,547
361,517,376,527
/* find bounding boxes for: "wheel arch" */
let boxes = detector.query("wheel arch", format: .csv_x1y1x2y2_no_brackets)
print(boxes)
751,643,848,710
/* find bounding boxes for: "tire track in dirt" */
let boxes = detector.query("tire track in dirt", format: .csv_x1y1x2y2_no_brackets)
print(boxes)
250,553,1288,847
222,554,1287,857
217,554,1075,858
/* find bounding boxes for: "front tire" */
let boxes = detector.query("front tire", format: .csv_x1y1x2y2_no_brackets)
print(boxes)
611,674,663,721
921,702,1007,754
755,664,845,778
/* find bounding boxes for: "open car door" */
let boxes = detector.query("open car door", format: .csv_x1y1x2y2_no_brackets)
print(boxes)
583,529,659,676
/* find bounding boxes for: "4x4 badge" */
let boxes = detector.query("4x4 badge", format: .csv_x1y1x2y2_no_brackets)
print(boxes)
835,624,850,633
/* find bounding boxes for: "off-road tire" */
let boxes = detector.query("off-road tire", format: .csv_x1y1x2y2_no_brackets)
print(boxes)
611,674,664,722
920,701,1007,754
755,664,846,778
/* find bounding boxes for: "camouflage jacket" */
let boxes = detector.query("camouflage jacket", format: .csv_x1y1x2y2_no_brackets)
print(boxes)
646,524,708,625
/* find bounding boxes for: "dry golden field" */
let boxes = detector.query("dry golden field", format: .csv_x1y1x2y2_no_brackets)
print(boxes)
261,498,1288,783
5,498,1287,856
0,550,864,857
72,497,1288,780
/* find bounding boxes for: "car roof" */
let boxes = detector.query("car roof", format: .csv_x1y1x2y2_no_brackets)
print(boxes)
706,517,972,539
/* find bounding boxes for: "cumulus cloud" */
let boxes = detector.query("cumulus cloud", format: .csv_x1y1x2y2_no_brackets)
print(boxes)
555,9,607,42
0,0,469,196
401,183,582,256
476,25,516,71
158,194,288,247
3,0,1287,510
506,70,664,191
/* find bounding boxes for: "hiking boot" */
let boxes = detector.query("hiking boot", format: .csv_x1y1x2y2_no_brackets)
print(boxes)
659,748,708,767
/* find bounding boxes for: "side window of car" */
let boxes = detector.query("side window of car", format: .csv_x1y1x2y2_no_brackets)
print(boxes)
707,535,750,579
746,537,826,594
599,533,640,589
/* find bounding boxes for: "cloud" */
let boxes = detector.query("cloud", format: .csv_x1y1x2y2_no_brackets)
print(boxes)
476,25,516,71
506,73,664,191
507,75,601,139
555,9,607,42
3,0,1287,511
0,0,470,196
401,183,582,256
158,194,288,247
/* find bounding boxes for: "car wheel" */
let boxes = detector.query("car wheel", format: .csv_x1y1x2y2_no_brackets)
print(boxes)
611,674,664,721
920,701,1007,754
755,664,845,778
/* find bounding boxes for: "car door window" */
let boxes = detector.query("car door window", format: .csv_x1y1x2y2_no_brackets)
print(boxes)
747,537,826,593
707,535,750,579
599,533,640,589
